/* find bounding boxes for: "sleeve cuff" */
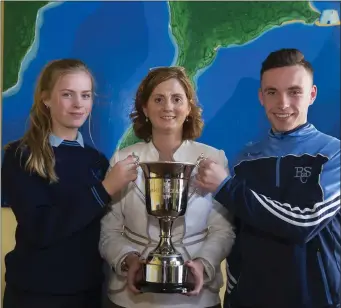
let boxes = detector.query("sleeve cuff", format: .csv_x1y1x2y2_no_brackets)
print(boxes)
193,257,215,283
213,175,232,198
115,250,141,277
91,182,111,207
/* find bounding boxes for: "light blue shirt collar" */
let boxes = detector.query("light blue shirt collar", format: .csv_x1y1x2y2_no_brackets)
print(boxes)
49,131,84,148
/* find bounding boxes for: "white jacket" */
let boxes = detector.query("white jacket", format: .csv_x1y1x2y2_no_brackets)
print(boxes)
99,140,235,308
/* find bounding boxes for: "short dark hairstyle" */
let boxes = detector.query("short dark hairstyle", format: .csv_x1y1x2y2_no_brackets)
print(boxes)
260,48,314,80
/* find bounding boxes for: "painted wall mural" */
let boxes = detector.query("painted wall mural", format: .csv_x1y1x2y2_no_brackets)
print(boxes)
2,1,340,206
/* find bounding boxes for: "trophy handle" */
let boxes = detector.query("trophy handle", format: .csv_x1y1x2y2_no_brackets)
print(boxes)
132,152,140,166
195,153,206,167
131,152,146,201
188,153,207,199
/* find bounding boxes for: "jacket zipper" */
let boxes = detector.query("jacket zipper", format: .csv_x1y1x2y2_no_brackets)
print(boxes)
276,157,281,187
317,250,333,305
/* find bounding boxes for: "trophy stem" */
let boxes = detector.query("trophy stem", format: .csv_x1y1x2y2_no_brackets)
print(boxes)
154,218,177,255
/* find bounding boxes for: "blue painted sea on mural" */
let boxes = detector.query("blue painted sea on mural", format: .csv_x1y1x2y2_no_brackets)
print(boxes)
2,1,340,164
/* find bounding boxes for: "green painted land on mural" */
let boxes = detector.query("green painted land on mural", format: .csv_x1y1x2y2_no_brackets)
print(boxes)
169,2,320,81
3,1,49,92
118,126,142,150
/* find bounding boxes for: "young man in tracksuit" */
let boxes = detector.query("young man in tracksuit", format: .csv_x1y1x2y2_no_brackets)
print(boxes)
196,48,340,308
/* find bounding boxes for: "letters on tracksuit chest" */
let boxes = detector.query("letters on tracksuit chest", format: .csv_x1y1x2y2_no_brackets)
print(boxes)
234,154,329,207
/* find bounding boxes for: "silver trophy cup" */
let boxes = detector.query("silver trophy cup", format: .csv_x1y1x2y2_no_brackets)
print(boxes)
133,154,205,294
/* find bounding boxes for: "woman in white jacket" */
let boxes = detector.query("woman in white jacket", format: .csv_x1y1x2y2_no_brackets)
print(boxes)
100,67,235,308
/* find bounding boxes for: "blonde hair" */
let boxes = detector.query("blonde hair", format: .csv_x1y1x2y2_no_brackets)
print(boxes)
130,66,204,142
12,59,94,183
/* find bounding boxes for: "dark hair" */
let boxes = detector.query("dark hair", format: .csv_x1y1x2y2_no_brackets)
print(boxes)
260,48,314,80
130,66,204,142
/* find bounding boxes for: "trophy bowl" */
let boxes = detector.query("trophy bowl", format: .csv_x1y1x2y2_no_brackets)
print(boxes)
136,161,197,294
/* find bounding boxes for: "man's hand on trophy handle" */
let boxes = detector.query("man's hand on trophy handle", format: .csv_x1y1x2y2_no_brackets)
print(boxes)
194,158,229,193
185,260,204,296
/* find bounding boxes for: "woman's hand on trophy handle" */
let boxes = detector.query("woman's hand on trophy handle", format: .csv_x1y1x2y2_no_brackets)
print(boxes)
102,155,138,196
185,259,204,296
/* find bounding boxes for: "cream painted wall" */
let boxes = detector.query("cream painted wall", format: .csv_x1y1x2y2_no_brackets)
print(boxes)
1,209,17,299
1,208,227,302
